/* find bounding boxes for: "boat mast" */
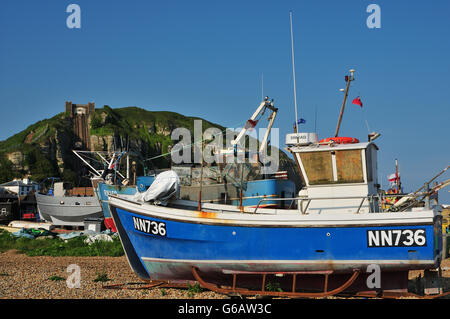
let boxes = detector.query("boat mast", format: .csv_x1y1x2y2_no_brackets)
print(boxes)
334,69,355,137
261,73,264,101
289,10,299,133
197,140,205,212
395,158,399,193
125,137,130,181
239,163,244,212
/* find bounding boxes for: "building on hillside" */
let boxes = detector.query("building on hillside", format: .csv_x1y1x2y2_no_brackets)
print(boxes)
0,178,40,196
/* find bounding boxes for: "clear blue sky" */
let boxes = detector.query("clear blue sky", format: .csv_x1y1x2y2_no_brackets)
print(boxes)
1,0,449,203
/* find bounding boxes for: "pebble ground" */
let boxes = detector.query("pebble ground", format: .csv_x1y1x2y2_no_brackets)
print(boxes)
0,250,225,299
0,250,448,299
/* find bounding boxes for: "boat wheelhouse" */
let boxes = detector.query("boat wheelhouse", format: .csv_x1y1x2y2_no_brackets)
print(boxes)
286,132,380,214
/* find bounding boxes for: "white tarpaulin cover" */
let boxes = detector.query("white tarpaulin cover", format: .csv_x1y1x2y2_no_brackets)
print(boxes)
133,170,179,205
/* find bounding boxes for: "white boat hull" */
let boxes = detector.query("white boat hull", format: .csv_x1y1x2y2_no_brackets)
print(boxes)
36,193,102,226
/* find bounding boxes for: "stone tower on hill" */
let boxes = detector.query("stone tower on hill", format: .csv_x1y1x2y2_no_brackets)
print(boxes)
65,101,95,150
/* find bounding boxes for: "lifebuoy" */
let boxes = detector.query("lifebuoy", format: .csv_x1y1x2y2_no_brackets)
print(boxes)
319,137,359,144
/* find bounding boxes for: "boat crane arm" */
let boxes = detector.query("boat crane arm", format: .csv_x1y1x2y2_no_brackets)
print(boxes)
108,153,116,170
231,97,278,150
72,150,102,177
258,108,278,154
72,150,127,179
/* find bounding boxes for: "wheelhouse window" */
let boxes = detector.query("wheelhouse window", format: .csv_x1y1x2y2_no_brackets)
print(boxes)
335,150,364,183
299,151,334,185
299,149,365,185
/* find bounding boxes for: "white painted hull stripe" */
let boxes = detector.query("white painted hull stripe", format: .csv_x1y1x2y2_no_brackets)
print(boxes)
141,257,435,265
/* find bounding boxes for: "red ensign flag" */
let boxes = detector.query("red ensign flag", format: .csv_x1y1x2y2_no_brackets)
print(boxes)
352,96,363,107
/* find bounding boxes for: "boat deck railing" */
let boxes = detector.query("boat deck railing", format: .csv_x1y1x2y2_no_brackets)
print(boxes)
252,193,423,215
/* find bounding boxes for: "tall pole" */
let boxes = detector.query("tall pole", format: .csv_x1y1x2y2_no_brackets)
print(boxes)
314,105,318,133
290,11,299,134
197,140,204,212
261,73,264,101
395,158,399,193
239,163,244,212
334,69,355,137
126,153,130,180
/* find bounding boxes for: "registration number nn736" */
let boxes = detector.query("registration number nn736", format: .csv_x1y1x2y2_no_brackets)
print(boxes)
133,216,166,237
367,228,427,247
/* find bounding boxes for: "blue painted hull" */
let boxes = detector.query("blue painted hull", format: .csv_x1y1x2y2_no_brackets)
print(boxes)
92,176,156,231
219,179,296,207
109,198,441,284
96,183,138,231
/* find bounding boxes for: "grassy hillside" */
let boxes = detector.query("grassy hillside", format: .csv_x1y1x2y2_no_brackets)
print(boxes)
0,112,72,183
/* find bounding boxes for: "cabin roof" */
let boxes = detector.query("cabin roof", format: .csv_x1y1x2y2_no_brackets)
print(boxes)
289,141,378,153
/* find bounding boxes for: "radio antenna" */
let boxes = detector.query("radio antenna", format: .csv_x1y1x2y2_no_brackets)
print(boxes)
289,10,299,133
314,105,318,133
261,73,264,101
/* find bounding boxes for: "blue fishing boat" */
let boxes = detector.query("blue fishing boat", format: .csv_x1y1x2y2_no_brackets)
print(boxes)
109,196,441,295
108,87,447,297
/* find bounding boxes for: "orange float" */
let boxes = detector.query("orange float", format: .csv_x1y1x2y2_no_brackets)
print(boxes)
319,137,359,144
